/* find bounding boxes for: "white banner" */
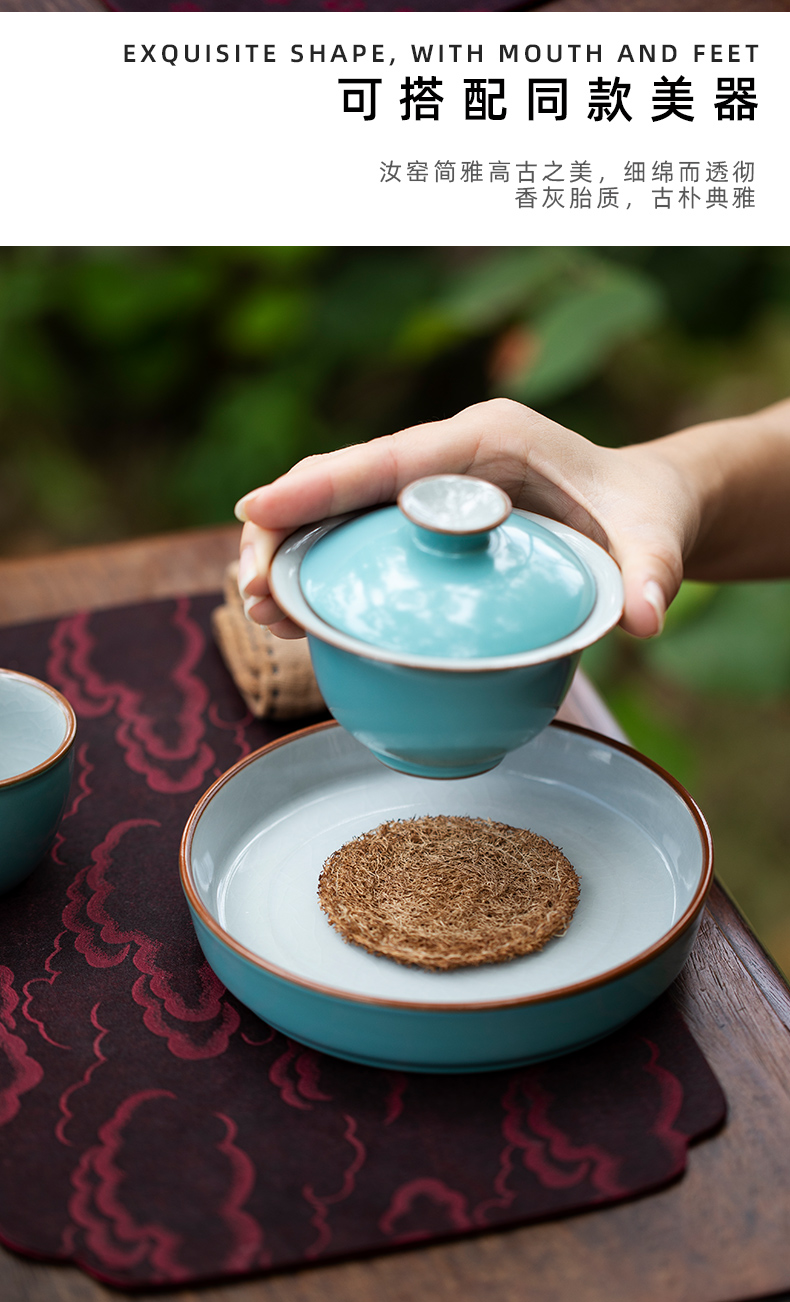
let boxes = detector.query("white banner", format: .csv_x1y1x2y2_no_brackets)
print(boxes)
0,12,785,245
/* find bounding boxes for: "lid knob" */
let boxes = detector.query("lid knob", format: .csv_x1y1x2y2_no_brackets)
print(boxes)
397,475,512,539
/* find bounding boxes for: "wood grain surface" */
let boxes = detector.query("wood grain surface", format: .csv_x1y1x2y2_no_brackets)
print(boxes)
0,0,103,11
0,527,241,629
2,529,790,1302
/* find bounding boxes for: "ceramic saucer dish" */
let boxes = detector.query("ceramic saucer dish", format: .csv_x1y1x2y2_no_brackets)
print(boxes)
181,721,713,1073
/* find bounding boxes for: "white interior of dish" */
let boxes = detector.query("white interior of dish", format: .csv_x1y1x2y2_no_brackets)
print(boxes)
189,724,706,1008
0,674,70,783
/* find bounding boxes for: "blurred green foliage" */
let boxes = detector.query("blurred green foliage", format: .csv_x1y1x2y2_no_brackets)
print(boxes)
2,245,790,966
3,246,790,551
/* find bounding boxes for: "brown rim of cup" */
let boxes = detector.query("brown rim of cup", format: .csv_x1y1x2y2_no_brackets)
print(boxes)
0,669,77,789
179,719,714,1015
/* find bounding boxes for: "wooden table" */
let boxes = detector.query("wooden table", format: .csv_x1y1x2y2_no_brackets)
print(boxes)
2,526,790,1302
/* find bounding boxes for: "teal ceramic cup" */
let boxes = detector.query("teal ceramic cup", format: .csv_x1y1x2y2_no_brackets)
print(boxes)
270,476,624,779
0,669,76,892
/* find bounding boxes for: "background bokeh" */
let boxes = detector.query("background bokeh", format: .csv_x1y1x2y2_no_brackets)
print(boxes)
1,245,789,968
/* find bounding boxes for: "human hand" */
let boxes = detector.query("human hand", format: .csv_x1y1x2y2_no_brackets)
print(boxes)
235,397,702,641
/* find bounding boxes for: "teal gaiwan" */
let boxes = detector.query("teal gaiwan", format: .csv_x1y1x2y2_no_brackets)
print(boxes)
270,475,624,778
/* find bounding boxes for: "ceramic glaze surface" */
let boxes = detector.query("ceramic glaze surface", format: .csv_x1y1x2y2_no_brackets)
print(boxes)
306,635,577,777
0,670,76,893
270,506,624,779
271,509,623,674
0,673,70,782
399,475,510,534
301,503,596,659
182,723,712,1071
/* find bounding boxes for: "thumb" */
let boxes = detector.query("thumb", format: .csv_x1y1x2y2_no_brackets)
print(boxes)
614,537,683,638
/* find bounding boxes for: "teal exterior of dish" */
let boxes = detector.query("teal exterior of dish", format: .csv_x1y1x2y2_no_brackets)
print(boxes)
306,635,579,777
187,904,702,1072
0,748,74,892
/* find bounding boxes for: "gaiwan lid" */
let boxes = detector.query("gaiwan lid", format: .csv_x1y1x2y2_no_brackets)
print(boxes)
298,475,597,660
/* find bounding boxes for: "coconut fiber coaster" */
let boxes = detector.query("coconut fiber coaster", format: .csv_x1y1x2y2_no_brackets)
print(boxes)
0,597,726,1290
320,815,580,969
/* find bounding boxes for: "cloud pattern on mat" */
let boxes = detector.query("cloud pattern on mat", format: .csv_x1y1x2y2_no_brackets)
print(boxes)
0,597,726,1288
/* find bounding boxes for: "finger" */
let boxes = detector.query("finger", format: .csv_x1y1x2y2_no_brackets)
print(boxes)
239,531,307,638
267,617,309,640
237,521,289,600
242,593,306,641
613,534,683,638
243,594,288,626
234,406,497,532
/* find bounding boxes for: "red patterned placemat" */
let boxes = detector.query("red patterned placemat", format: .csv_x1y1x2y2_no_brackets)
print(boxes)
0,597,725,1289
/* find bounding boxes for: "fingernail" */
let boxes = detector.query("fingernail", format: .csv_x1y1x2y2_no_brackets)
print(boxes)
252,532,272,575
243,594,264,625
643,580,666,636
237,545,258,598
233,492,254,523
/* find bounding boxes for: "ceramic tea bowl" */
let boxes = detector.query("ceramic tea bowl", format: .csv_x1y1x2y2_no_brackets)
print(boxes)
0,669,76,892
270,475,623,779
